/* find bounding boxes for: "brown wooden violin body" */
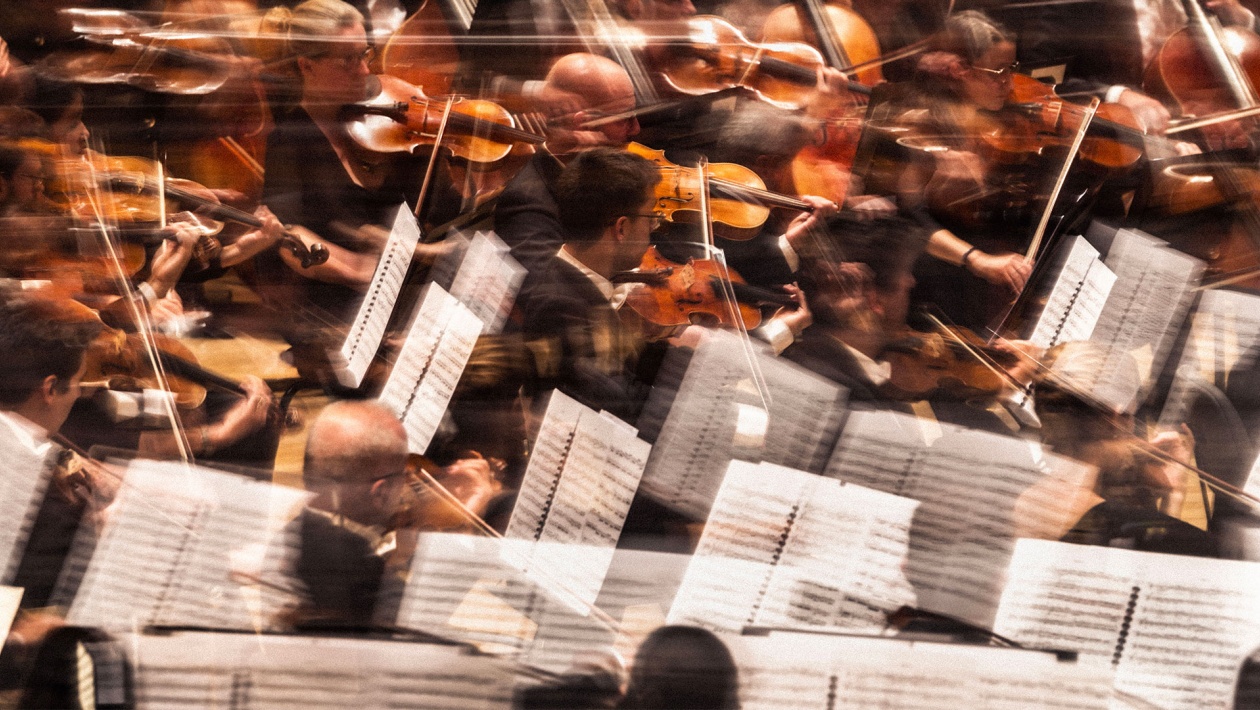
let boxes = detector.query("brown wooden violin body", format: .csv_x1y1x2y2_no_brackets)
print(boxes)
344,75,545,168
656,16,834,110
882,325,1017,401
628,141,812,240
614,245,796,329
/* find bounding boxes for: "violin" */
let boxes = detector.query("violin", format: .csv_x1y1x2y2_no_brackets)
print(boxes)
999,75,1145,170
83,326,210,409
342,75,546,167
612,245,797,329
881,323,1020,401
655,16,870,111
1145,0,1260,147
101,166,330,269
35,9,237,95
627,142,814,240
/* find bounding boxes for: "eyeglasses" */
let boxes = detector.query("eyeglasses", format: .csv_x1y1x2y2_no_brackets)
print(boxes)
624,213,664,229
971,61,1020,79
313,45,375,70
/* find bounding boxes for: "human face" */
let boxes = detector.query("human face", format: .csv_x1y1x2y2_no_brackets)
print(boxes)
50,95,89,157
876,270,916,331
8,155,44,206
959,41,1016,111
615,189,659,270
300,24,372,106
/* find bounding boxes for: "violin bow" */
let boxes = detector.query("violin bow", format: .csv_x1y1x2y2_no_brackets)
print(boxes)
78,144,193,463
414,96,456,220
986,98,1100,344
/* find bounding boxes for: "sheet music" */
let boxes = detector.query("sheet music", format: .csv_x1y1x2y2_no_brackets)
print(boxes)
340,204,423,389
638,330,846,519
388,533,614,673
1086,229,1203,413
993,539,1260,710
447,231,526,334
529,411,650,606
668,460,917,634
729,632,1113,709
128,630,513,709
823,410,1098,628
378,283,484,454
57,460,310,632
0,425,54,583
1159,289,1260,427
1027,235,1117,349
506,391,586,542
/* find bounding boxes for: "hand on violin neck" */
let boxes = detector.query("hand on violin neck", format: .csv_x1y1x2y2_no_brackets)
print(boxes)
1115,89,1171,135
769,283,813,339
783,195,839,252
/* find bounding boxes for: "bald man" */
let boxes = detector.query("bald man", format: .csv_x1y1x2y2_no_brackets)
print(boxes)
494,53,642,276
294,401,410,627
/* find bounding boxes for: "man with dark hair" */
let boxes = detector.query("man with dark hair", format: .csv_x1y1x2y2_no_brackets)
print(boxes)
0,291,103,613
785,213,1012,432
514,147,661,418
785,212,929,403
0,292,102,438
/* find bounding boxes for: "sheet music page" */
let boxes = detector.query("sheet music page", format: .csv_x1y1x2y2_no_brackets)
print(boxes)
390,533,612,674
529,411,650,607
1088,229,1203,412
1159,289,1260,427
59,460,309,631
823,410,1098,628
378,283,484,454
505,391,587,542
636,332,748,519
638,330,846,519
729,632,1113,709
128,630,514,709
0,428,54,583
668,460,917,634
757,353,848,474
447,230,526,334
993,539,1260,710
339,204,423,389
755,463,919,631
1027,235,1117,349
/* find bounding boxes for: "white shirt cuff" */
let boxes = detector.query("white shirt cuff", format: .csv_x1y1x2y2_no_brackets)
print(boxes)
1105,84,1129,104
777,234,800,273
755,319,795,355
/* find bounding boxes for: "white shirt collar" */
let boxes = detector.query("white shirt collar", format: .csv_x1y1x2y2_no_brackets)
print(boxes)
557,246,633,309
840,341,892,386
0,410,53,458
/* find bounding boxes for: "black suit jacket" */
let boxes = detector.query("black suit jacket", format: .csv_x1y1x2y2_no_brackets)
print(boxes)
516,255,657,419
494,151,566,276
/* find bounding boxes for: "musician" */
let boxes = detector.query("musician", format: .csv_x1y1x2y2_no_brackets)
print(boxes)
785,212,1013,432
259,0,443,329
293,400,410,627
0,292,105,610
513,146,662,419
863,11,1038,331
1035,341,1217,555
1015,0,1256,135
494,52,642,275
